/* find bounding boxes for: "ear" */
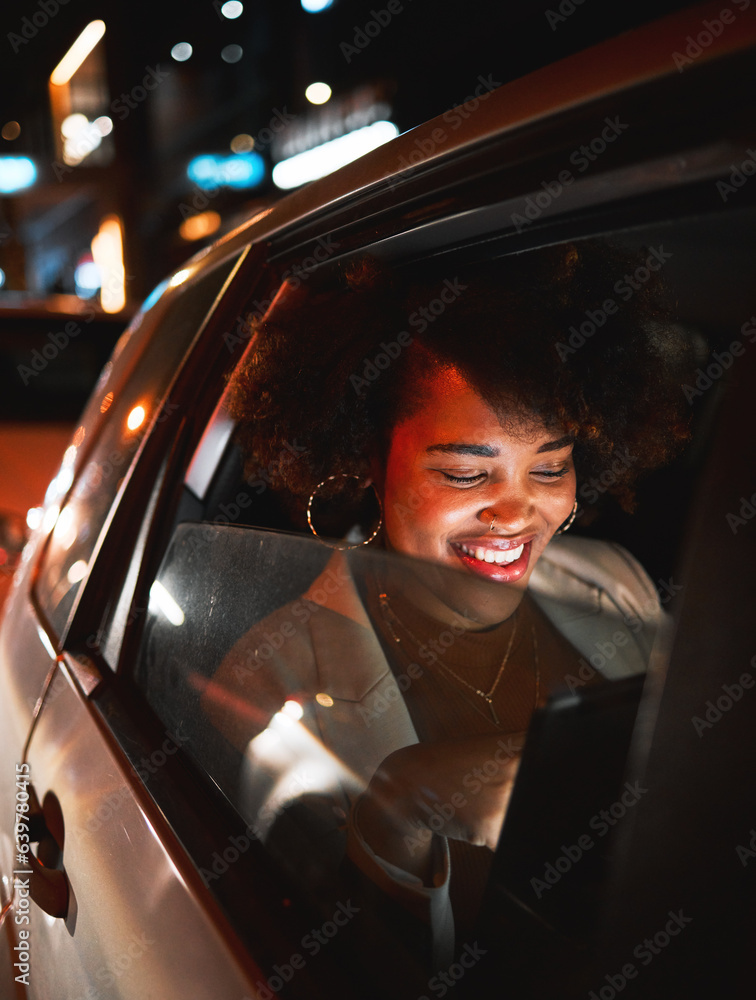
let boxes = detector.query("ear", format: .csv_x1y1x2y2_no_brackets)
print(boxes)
366,452,386,494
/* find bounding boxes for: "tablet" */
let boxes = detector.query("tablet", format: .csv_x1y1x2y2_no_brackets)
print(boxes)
479,673,645,943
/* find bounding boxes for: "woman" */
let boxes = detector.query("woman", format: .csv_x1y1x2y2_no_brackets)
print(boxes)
205,240,691,967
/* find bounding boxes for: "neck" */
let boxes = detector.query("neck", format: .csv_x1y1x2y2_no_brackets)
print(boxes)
379,556,523,632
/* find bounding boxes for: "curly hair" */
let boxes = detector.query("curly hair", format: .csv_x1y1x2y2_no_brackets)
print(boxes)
227,240,693,516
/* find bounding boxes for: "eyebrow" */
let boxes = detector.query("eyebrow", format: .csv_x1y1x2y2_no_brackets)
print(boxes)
426,443,500,457
536,434,575,453
426,434,574,458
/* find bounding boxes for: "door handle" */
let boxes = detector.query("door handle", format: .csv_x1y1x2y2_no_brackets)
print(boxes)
25,786,69,919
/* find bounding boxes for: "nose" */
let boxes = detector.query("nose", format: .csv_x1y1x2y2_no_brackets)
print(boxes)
480,493,536,534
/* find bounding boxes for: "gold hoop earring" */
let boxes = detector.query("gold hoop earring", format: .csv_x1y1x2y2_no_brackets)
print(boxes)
556,499,578,535
306,474,383,550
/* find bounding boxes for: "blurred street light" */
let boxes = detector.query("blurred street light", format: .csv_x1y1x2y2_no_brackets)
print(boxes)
305,82,332,105
272,120,398,190
220,2,244,18
230,133,255,153
0,156,37,194
171,42,193,62
91,215,126,313
221,44,243,63
50,20,106,86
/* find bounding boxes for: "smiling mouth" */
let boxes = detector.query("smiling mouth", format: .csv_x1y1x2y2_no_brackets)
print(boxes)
450,539,533,582
457,542,524,565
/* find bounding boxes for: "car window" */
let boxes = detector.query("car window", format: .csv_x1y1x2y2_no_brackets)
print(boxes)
34,251,242,639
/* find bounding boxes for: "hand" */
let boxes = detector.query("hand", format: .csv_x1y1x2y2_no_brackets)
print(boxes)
356,732,526,884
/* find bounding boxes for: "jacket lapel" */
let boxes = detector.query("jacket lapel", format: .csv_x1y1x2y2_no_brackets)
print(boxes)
303,552,419,785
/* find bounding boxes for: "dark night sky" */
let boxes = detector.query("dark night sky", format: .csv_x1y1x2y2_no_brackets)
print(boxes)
0,0,696,136
0,0,698,296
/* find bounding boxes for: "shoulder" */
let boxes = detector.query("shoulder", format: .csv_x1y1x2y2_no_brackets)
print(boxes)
530,535,662,624
529,535,667,678
203,598,320,748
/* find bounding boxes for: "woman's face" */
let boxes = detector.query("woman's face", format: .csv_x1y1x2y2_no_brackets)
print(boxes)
376,365,576,624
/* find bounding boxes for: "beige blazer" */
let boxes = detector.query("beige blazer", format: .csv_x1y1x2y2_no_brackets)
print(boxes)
212,533,665,799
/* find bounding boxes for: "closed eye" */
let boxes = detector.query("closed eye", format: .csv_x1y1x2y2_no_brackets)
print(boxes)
534,467,569,479
439,471,486,485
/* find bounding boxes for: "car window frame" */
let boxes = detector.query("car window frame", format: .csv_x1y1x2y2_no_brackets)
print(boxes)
31,244,251,655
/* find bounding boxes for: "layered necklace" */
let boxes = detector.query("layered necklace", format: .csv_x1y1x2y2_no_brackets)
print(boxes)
378,591,540,728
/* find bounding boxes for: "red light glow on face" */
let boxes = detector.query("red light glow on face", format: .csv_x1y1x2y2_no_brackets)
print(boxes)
378,366,576,625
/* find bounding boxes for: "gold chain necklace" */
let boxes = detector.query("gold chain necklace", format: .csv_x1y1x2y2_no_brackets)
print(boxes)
378,592,540,727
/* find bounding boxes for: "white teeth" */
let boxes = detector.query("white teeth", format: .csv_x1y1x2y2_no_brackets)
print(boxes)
460,543,525,564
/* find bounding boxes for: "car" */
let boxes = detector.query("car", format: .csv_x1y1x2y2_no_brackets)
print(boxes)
1,4,756,998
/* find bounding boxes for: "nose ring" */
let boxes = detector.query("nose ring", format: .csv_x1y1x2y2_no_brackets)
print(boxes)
484,509,497,531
